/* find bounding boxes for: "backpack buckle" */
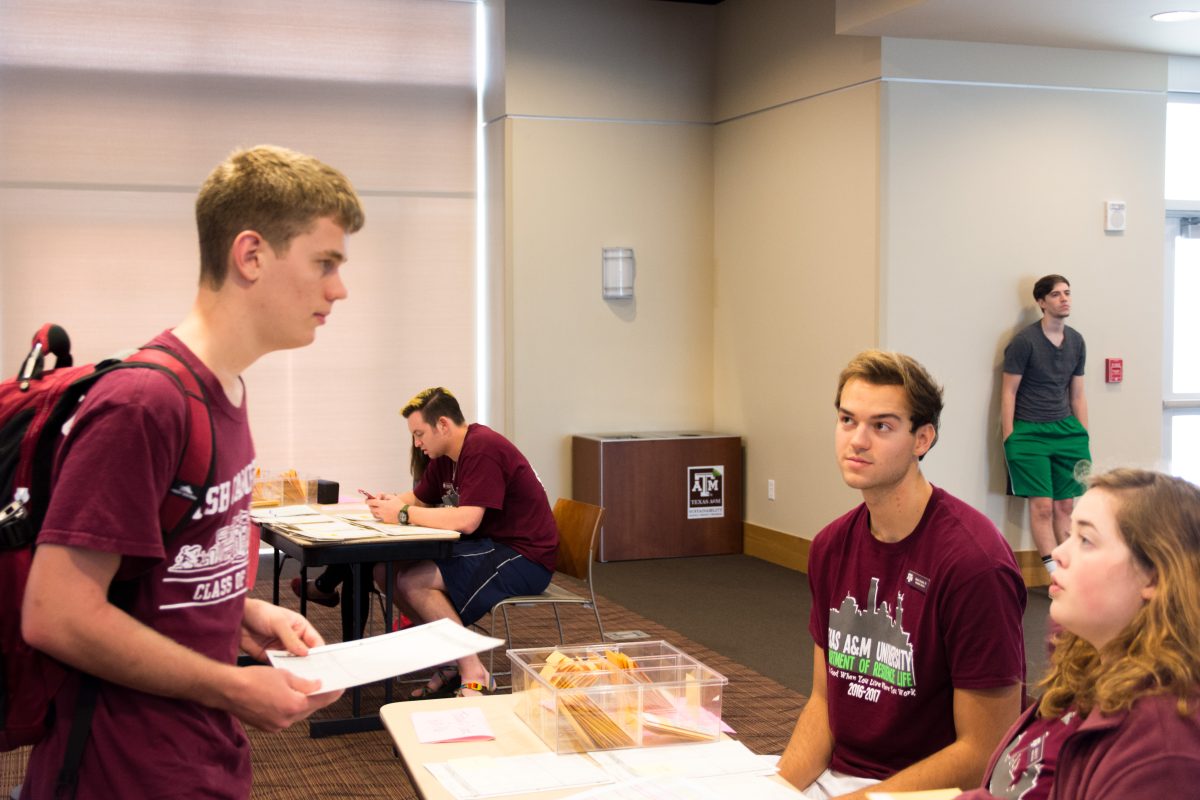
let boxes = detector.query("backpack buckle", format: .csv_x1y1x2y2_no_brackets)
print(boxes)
0,499,27,523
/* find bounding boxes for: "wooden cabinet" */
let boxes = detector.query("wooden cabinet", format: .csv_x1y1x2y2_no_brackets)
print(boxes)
572,432,743,561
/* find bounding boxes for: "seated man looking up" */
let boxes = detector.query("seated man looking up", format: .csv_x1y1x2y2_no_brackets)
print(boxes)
779,350,1027,799
368,387,557,697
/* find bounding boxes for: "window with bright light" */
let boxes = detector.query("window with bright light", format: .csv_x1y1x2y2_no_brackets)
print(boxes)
1171,234,1200,395
1166,100,1200,201
1164,94,1200,484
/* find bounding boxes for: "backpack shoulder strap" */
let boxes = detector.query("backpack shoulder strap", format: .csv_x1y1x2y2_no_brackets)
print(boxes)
122,345,217,537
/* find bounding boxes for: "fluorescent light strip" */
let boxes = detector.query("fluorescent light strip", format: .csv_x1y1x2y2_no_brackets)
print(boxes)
1152,10,1200,22
475,0,490,426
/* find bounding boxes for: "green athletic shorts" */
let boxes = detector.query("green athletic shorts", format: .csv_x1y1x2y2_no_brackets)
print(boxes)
1004,416,1092,500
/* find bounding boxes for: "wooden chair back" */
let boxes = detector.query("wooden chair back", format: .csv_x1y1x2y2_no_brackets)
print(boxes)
551,498,604,581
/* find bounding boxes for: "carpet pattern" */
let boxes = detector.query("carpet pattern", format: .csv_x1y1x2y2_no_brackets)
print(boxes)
2,574,807,799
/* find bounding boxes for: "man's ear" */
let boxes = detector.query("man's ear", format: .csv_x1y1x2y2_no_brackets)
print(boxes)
913,423,936,458
230,230,268,283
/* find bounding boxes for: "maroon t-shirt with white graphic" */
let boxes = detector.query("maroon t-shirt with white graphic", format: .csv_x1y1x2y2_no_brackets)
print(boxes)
24,331,256,800
807,486,1027,780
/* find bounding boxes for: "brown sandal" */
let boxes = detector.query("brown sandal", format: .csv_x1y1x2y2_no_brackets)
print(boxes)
406,665,461,701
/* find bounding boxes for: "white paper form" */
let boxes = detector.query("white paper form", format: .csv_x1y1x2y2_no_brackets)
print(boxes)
331,517,454,538
561,773,803,800
412,707,495,744
426,753,613,799
276,521,380,540
266,619,504,693
250,505,328,522
588,740,776,782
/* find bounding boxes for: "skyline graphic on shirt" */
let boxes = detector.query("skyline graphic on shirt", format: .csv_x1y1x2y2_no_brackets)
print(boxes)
826,576,917,700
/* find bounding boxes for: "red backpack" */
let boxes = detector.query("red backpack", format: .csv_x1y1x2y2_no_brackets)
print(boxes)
0,324,215,759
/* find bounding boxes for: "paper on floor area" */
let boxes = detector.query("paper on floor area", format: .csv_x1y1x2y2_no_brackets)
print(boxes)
427,753,613,799
412,707,495,744
266,619,504,693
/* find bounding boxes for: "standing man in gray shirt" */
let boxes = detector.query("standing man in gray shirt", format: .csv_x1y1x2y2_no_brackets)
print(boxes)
1000,274,1091,575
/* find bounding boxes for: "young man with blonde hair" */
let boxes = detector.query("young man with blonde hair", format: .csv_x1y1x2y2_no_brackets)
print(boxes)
780,351,1026,799
21,145,365,799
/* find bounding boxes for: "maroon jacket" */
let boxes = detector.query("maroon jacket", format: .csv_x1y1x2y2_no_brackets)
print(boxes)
960,692,1200,799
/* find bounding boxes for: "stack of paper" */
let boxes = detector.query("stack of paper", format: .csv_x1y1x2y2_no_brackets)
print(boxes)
424,740,780,800
561,773,805,800
589,740,775,782
427,754,613,799
250,504,449,540
266,619,504,693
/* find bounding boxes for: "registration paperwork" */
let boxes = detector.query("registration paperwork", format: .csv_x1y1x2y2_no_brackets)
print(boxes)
251,504,449,541
424,740,778,800
267,619,504,693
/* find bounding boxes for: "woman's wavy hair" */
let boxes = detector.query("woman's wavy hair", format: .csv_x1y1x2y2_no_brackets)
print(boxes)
1038,468,1200,718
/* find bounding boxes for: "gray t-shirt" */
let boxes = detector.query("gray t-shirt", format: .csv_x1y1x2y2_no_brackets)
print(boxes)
1003,322,1086,422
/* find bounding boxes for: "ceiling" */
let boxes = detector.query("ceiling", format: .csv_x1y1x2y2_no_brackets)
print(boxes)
836,0,1200,59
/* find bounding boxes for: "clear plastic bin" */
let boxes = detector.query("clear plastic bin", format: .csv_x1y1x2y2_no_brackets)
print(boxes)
250,471,283,508
507,640,727,753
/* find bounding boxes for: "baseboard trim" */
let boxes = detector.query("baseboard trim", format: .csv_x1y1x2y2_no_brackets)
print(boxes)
744,522,809,573
1014,549,1051,587
743,523,1050,587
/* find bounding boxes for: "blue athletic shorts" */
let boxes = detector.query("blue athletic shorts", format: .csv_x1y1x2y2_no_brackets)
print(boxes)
436,538,552,626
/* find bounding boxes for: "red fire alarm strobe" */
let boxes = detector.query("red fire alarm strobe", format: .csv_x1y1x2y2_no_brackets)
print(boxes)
1105,358,1123,384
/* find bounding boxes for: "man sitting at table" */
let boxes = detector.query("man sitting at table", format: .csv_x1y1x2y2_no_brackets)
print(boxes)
778,350,1026,799
367,387,558,698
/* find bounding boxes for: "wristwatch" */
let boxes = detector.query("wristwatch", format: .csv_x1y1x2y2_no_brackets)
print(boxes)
398,504,410,525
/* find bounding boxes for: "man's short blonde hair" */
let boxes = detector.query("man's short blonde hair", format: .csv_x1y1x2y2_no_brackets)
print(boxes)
835,350,944,454
195,145,365,288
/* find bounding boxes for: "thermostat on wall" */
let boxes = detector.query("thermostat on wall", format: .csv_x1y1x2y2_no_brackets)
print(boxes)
1105,200,1126,232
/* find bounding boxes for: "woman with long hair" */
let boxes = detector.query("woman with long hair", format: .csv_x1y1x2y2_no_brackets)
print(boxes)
960,468,1200,798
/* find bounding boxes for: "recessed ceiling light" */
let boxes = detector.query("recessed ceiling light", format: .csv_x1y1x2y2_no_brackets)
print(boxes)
1151,10,1200,21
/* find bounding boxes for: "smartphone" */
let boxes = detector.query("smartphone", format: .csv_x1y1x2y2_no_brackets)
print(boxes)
357,488,375,500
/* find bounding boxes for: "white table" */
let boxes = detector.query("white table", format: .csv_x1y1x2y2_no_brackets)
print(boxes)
380,693,805,800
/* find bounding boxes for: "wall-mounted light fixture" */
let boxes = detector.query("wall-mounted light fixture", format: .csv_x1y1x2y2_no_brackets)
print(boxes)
601,247,635,300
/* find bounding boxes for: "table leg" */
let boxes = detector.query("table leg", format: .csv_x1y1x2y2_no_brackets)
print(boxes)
384,561,395,704
272,546,282,606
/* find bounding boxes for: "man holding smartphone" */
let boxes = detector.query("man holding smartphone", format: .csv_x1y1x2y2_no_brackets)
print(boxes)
366,387,557,699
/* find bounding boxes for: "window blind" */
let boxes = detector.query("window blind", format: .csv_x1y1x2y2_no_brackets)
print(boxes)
0,0,477,492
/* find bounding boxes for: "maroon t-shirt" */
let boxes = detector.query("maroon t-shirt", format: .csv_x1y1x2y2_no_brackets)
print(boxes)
23,331,256,800
414,423,557,572
807,487,1027,779
986,708,1085,799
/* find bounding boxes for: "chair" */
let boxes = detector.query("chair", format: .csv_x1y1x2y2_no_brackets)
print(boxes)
483,498,605,679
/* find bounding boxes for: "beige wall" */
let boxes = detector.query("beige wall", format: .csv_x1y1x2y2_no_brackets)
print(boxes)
712,0,885,540
879,39,1169,551
712,40,883,540
491,1,1174,558
489,0,717,503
